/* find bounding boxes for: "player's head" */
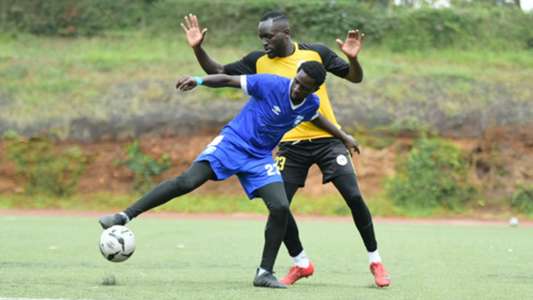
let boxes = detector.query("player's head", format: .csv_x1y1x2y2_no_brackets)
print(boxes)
258,11,291,58
290,61,326,101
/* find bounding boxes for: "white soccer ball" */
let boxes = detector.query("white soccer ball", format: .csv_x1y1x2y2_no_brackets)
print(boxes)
509,217,519,227
99,225,135,262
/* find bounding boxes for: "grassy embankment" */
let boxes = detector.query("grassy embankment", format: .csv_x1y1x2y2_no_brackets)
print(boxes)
1,32,531,127
0,33,531,217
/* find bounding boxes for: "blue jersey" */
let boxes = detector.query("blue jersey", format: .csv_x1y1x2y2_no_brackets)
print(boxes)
195,74,320,199
223,74,320,157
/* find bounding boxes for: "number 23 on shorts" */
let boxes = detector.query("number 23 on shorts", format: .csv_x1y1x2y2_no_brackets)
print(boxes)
275,156,286,171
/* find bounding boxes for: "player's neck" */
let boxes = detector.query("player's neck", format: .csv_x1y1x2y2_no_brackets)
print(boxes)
278,41,295,57
290,95,304,106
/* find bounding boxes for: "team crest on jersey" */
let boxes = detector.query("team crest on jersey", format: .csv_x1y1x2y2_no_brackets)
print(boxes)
271,105,281,115
294,115,304,125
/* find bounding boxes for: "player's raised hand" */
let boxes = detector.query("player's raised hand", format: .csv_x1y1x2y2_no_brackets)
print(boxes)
342,134,361,155
336,29,364,59
180,14,207,48
176,76,197,91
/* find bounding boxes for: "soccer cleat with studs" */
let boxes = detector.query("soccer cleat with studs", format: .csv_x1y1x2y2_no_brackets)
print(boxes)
280,261,315,285
370,262,391,288
99,213,128,229
253,269,287,289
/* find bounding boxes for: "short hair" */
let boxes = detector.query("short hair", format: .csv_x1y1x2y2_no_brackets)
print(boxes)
260,11,288,22
298,61,326,86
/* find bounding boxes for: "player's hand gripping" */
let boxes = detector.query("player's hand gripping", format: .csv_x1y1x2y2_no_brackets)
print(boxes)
342,134,360,155
336,29,364,59
180,14,207,48
176,77,198,91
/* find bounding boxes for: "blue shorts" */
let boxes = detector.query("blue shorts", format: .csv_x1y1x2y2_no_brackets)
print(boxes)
195,134,282,199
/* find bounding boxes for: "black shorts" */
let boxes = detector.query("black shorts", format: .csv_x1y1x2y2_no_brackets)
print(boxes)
275,137,356,187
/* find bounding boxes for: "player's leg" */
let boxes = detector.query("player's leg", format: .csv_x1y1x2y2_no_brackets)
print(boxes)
276,141,316,285
316,138,391,287
279,181,316,285
253,182,290,288
331,173,390,287
99,161,215,228
282,181,303,256
332,173,377,252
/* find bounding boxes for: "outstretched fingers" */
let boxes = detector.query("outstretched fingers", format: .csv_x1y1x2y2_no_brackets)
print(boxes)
348,29,364,41
347,28,365,40
180,22,187,32
191,14,199,28
183,15,192,29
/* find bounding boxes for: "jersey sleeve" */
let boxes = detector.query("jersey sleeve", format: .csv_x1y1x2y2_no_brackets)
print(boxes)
299,43,350,78
222,51,264,75
242,74,279,99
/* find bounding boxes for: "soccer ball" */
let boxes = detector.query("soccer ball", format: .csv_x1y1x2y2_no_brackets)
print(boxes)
99,225,135,262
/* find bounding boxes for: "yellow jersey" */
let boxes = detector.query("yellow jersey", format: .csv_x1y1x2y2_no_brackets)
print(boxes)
223,42,350,142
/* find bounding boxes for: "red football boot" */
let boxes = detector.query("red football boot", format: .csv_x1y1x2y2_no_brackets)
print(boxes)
280,261,315,285
370,262,391,287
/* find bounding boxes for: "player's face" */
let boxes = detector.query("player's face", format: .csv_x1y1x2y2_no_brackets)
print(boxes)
290,70,319,101
258,20,289,58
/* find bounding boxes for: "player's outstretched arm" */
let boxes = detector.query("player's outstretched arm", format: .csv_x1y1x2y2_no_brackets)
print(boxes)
180,14,224,74
311,114,360,154
336,29,364,83
176,74,241,91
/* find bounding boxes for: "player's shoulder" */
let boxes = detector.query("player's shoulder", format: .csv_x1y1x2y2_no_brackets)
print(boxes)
248,73,287,83
312,93,320,104
308,93,320,108
244,74,289,91
242,50,267,63
298,42,333,54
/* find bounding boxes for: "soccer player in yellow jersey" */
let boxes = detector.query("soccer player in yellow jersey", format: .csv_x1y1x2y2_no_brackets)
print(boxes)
181,11,390,287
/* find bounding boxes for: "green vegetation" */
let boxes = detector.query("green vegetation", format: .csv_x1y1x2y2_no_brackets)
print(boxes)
386,137,476,212
1,215,532,299
2,132,88,196
119,140,171,193
2,0,532,51
511,185,533,215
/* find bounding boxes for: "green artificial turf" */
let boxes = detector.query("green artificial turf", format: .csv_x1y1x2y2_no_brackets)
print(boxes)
1,214,532,299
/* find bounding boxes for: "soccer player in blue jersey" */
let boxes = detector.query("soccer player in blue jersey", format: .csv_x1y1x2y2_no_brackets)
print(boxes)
99,61,359,289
